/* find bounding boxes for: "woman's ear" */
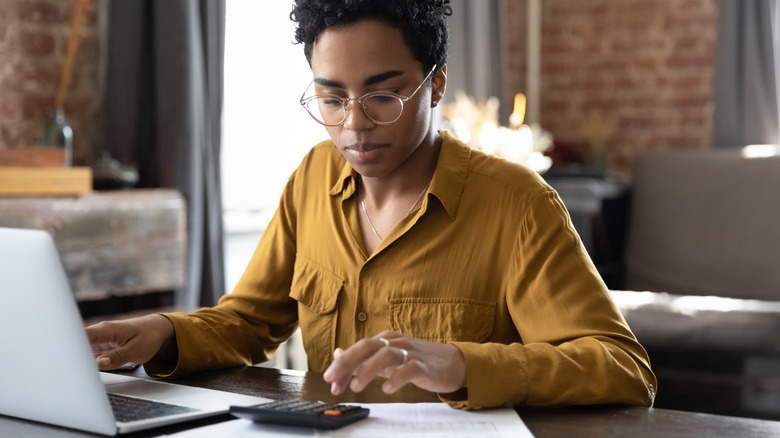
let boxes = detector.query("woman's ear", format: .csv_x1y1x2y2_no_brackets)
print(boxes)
431,65,447,107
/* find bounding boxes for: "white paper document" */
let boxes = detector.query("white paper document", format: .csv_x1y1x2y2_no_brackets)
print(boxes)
163,402,534,437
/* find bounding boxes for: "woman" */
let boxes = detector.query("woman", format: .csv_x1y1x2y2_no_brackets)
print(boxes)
88,0,656,409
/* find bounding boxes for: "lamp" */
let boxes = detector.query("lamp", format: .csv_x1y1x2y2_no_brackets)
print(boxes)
441,91,552,173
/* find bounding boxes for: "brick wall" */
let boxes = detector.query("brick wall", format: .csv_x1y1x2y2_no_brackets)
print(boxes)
503,0,718,178
0,0,103,165
0,0,718,176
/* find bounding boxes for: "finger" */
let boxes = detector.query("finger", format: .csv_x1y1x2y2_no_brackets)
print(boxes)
324,332,405,394
324,338,388,394
382,357,419,394
85,321,121,345
349,344,409,393
324,346,365,395
96,355,113,369
326,348,348,395
95,331,151,371
381,347,434,395
96,346,132,370
373,330,401,342
324,338,382,381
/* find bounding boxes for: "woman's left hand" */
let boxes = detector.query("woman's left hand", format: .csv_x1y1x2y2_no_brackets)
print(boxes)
322,330,466,395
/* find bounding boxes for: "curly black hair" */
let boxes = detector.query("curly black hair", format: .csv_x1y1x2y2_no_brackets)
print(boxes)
290,0,452,73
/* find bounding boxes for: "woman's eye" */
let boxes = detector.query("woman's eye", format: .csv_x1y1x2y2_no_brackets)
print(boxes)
321,97,344,107
368,94,397,104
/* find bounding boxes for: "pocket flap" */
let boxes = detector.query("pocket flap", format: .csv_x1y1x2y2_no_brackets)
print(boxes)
289,257,344,314
389,297,495,342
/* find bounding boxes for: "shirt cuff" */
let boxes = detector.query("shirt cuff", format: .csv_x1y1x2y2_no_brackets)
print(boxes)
440,342,528,409
142,312,189,378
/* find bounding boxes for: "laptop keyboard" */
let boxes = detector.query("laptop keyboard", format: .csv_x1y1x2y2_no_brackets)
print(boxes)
108,393,199,422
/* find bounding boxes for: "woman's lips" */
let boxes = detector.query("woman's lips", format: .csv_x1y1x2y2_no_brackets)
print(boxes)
346,143,386,162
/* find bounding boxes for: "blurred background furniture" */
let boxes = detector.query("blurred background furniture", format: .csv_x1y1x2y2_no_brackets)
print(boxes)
610,147,780,420
0,189,187,322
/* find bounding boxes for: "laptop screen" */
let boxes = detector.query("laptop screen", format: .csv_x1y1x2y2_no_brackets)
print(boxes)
0,227,271,436
0,227,118,434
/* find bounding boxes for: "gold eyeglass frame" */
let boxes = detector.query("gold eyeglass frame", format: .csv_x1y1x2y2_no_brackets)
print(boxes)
299,64,438,126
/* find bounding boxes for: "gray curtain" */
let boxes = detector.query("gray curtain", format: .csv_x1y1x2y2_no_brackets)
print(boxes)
445,0,506,121
713,0,780,147
105,0,226,308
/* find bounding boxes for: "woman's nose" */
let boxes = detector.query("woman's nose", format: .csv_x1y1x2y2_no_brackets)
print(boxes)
341,101,376,131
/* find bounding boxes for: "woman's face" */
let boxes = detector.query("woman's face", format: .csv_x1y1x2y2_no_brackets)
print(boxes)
308,20,445,179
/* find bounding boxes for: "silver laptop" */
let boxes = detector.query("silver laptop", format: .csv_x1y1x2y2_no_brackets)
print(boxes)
0,227,271,435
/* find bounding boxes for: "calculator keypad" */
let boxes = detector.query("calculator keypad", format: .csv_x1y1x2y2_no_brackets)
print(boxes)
229,399,370,429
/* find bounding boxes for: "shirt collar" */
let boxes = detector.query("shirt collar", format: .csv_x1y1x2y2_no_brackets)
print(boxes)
428,130,469,220
331,159,357,199
329,130,471,221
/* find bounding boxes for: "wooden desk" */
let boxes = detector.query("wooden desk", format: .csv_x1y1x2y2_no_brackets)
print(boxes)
3,366,780,437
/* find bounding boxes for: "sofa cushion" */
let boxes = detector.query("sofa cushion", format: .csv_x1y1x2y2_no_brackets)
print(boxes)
611,290,780,353
624,148,780,302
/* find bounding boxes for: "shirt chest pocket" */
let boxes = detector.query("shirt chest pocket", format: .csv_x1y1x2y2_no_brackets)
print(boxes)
389,297,496,343
289,257,344,372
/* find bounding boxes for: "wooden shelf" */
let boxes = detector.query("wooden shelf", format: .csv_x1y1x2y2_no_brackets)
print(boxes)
0,166,92,196
0,147,65,167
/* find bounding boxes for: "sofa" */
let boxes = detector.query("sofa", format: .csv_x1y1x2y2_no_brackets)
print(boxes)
609,146,780,419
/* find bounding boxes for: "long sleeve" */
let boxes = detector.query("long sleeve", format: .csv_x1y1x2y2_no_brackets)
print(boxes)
145,178,301,378
442,190,656,409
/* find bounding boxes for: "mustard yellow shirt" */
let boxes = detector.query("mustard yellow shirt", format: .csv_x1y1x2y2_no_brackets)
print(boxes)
148,130,656,409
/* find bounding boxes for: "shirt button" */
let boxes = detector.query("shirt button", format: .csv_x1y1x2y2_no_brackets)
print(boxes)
357,312,368,322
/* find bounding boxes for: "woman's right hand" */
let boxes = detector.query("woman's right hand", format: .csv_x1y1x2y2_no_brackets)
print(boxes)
85,314,176,370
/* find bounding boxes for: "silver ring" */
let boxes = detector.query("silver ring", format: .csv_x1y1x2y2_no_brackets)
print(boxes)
378,337,390,348
398,348,408,366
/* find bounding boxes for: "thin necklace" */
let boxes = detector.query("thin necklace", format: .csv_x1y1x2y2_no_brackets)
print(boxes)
358,178,430,241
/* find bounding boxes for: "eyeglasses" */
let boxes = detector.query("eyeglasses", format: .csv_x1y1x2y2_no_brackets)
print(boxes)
299,65,437,126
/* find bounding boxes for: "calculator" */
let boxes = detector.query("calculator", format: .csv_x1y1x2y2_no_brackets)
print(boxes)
229,399,370,430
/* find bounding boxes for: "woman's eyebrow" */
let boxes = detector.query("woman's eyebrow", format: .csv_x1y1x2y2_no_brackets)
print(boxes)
364,70,403,86
313,70,405,89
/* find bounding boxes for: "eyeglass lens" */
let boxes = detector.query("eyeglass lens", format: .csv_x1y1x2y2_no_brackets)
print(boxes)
305,94,405,125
